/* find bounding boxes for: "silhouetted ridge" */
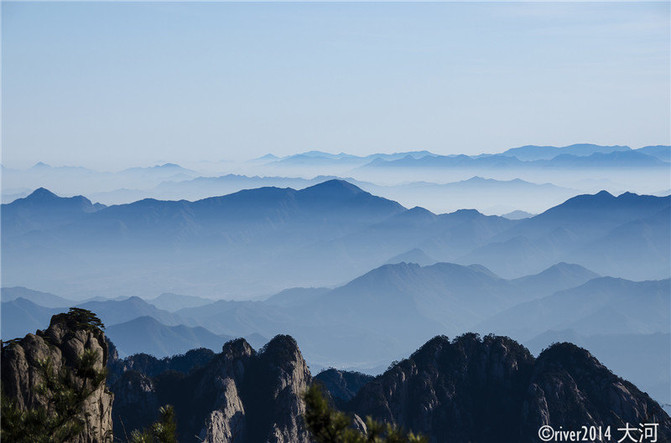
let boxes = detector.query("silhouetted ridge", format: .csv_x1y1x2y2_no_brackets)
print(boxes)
341,334,671,442
299,179,364,197
541,190,669,217
15,187,98,210
521,342,671,441
391,206,437,223
348,333,535,442
222,337,255,359
26,187,58,200
106,331,671,443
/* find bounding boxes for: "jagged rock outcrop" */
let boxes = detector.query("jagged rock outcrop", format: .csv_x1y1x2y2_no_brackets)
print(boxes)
110,335,311,442
520,343,671,442
313,368,374,408
348,333,535,442
1,310,114,442
345,334,671,443
109,331,671,443
111,370,160,437
106,341,215,385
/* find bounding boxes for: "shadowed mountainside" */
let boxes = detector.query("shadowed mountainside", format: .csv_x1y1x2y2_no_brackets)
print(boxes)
108,332,671,443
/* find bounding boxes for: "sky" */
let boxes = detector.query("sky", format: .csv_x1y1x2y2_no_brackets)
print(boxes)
2,1,670,169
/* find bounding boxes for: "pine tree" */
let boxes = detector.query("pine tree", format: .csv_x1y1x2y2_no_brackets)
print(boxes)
303,384,427,443
130,405,178,443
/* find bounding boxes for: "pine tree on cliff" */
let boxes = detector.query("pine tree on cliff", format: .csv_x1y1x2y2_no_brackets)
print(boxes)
130,405,178,443
1,308,109,443
304,384,427,443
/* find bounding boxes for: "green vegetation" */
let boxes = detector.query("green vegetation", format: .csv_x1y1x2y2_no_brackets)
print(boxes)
303,384,427,443
53,307,105,332
129,405,178,443
1,351,109,442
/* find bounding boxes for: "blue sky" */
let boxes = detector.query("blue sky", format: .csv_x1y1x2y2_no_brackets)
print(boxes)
2,2,669,169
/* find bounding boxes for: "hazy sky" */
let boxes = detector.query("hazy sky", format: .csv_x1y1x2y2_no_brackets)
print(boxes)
2,1,669,169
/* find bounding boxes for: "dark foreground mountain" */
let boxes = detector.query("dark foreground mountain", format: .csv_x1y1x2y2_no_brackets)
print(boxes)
108,331,670,443
346,334,671,442
108,335,312,442
313,368,374,408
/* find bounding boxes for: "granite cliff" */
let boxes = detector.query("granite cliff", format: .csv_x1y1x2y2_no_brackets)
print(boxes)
109,335,311,442
1,309,114,442
346,334,671,443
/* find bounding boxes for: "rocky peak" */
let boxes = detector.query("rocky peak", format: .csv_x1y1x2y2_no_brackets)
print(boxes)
222,337,255,360
348,333,535,442
1,309,113,442
521,342,671,442
344,336,670,443
313,368,374,408
110,334,312,443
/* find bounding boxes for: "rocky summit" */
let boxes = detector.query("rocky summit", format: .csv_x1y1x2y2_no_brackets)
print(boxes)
346,334,671,443
108,335,312,443
1,309,114,443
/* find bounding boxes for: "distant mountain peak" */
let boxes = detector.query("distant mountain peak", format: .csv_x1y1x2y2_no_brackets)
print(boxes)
452,208,482,216
26,187,58,200
462,176,490,183
386,248,437,266
18,187,101,209
125,296,148,304
397,206,437,221
300,179,365,196
502,210,535,220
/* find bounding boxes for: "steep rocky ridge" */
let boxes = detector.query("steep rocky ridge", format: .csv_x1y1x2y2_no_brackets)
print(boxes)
108,332,671,443
313,368,374,408
109,335,311,442
348,334,535,442
346,334,671,443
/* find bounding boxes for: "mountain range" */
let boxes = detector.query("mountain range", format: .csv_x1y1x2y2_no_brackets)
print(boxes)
5,182,665,292
2,177,669,406
4,256,667,404
360,145,670,169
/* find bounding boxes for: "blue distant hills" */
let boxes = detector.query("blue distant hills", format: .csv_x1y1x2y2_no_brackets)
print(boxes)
2,180,668,300
1,177,669,404
258,144,670,168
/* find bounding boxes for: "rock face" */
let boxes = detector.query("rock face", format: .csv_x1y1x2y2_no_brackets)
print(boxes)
346,334,671,443
110,335,312,443
520,343,671,442
1,311,114,443
108,331,671,443
313,368,374,408
348,333,535,442
106,341,215,384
